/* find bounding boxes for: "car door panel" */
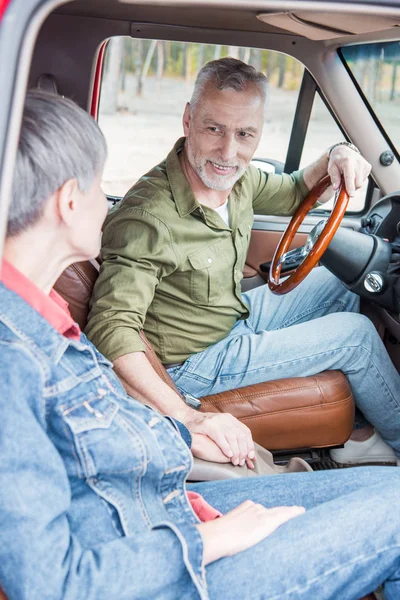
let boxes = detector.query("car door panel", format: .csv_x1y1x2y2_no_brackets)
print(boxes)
245,228,308,280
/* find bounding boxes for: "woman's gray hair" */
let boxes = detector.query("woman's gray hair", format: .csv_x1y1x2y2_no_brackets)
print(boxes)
190,57,268,112
7,89,107,236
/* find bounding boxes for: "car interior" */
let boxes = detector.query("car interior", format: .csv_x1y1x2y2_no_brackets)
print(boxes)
2,1,400,597
4,0,400,465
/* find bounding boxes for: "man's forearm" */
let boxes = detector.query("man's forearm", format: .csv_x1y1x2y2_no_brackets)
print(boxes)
113,352,256,466
113,351,193,421
302,150,329,191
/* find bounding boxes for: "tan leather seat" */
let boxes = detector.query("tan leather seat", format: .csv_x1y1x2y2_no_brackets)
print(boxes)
54,260,354,451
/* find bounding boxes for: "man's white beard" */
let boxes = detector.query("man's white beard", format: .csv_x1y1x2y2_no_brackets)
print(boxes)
187,140,246,191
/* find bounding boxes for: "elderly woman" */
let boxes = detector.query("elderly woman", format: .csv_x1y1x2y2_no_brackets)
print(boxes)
0,90,400,600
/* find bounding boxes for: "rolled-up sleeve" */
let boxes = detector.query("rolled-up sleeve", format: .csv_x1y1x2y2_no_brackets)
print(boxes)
85,206,178,361
249,165,309,216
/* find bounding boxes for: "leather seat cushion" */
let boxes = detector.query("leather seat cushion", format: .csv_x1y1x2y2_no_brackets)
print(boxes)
200,371,354,450
54,262,354,451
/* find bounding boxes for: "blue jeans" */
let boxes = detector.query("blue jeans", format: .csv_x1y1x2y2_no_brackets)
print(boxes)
169,267,400,455
189,467,400,599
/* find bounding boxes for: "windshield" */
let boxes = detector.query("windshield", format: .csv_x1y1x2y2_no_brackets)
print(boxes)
341,41,400,153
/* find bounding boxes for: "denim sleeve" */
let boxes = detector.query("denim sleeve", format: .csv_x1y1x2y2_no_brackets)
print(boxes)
0,347,202,600
170,418,192,448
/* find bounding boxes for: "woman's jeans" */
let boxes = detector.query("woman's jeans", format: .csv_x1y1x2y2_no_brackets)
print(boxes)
189,467,400,599
169,267,400,455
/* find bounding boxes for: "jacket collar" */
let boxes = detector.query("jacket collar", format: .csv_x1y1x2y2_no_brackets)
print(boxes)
0,283,81,363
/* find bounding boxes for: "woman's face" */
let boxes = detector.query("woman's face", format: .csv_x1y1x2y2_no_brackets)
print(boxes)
70,172,108,261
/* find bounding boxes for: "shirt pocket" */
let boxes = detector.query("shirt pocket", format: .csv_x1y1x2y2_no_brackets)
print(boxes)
188,241,231,305
59,394,148,479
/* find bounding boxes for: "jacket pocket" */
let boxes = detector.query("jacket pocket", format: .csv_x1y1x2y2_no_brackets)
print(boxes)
60,395,148,479
188,241,231,305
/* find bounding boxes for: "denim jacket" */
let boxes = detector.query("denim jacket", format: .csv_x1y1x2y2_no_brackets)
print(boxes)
0,283,208,600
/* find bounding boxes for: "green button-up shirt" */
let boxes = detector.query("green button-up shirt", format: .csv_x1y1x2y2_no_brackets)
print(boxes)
86,138,309,363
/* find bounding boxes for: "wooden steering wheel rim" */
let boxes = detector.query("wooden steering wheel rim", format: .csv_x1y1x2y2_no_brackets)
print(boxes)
268,175,350,295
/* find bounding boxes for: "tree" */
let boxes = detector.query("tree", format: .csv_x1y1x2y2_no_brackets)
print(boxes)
100,37,122,115
136,39,157,96
156,41,164,93
241,47,251,64
228,46,239,58
136,39,144,96
214,45,222,60
277,53,286,88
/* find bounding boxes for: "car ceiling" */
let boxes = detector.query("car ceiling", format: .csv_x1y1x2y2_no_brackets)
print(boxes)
56,0,400,43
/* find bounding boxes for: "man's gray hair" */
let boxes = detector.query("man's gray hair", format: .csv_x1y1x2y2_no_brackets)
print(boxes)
190,57,268,112
7,89,107,236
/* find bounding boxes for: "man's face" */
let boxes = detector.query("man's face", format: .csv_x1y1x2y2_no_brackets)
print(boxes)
183,81,264,191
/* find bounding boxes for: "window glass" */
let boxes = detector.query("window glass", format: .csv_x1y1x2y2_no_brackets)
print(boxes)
341,41,400,153
300,93,368,212
98,38,304,197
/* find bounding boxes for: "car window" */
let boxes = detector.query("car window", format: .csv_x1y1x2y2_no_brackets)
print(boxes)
341,41,400,156
98,38,305,198
98,38,366,215
300,93,368,213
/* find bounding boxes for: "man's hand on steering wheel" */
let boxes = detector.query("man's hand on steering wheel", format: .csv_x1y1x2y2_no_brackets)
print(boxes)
326,143,371,199
268,143,371,294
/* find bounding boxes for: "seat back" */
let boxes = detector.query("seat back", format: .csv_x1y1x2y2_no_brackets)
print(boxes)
53,261,179,391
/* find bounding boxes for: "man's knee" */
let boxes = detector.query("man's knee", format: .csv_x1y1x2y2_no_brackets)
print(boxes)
301,267,357,307
331,312,378,347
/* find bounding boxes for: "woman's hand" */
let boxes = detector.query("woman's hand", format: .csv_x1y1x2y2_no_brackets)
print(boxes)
191,433,255,469
197,500,305,565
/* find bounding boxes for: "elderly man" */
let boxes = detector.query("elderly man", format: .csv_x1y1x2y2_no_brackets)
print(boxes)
3,88,400,600
86,57,400,468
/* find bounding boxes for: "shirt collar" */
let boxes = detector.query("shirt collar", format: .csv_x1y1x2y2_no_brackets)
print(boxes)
166,137,244,229
166,137,200,218
0,259,81,340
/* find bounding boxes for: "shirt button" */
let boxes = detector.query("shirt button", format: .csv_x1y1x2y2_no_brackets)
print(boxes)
208,258,212,264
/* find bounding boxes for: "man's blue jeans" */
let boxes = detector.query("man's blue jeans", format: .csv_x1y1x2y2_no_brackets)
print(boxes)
189,467,400,599
169,267,400,455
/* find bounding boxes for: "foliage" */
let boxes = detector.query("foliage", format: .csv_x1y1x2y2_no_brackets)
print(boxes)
117,38,304,92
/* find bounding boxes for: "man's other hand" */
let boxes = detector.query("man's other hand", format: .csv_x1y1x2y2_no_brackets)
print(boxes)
182,410,256,467
328,145,371,197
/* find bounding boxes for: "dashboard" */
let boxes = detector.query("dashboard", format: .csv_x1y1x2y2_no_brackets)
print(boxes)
360,193,400,241
320,192,400,343
357,193,400,341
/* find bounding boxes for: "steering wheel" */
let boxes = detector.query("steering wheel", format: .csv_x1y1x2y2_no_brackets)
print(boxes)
268,175,350,295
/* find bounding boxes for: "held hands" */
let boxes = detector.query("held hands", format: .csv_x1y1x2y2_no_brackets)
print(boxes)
197,500,306,566
327,144,371,198
182,410,256,468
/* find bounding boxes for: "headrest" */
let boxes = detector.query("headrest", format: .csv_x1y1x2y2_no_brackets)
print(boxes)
54,260,100,330
36,73,59,95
